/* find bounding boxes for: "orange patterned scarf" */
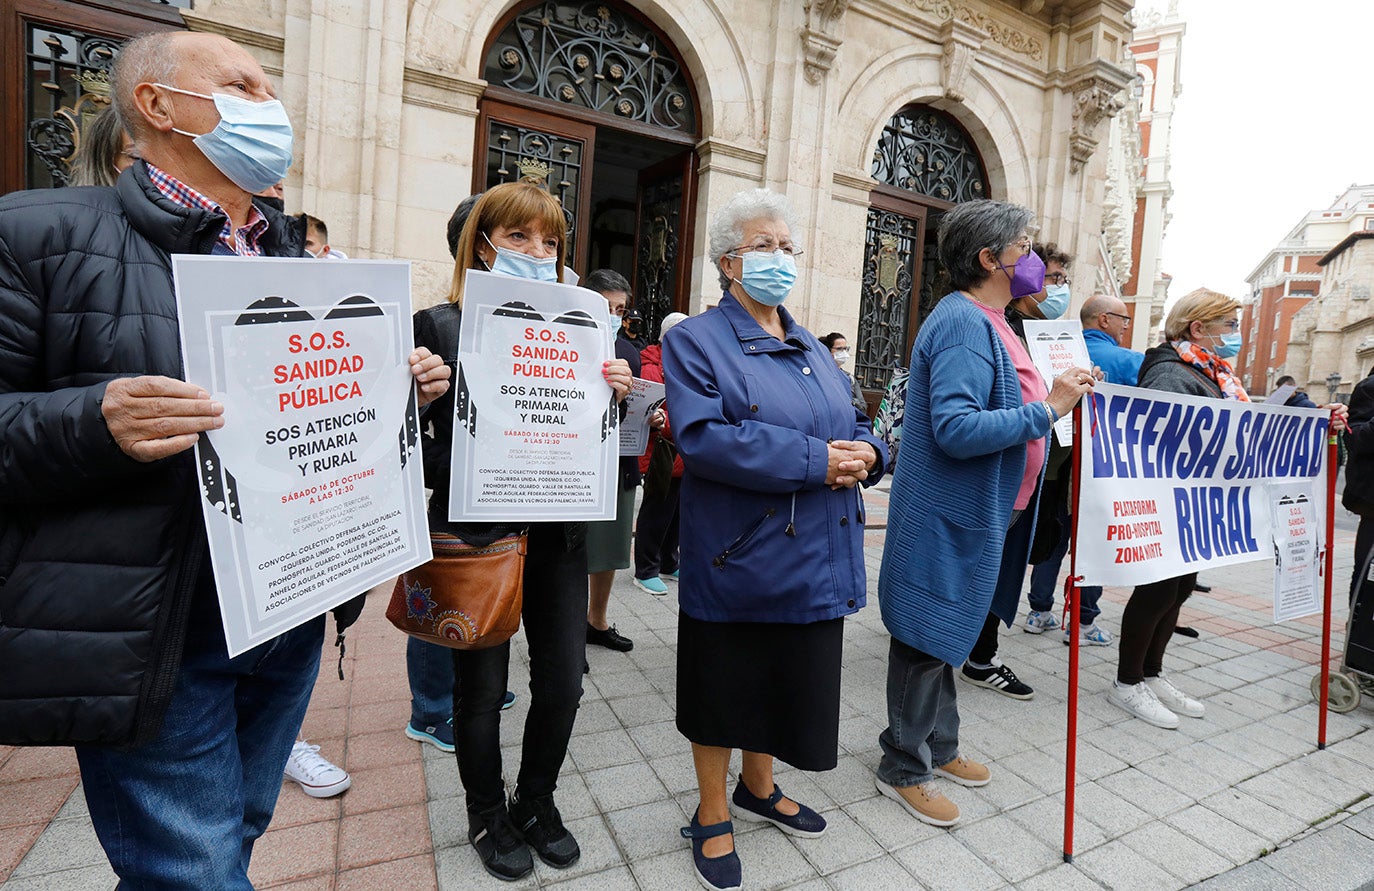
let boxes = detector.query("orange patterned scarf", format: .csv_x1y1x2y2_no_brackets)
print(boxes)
1172,340,1251,402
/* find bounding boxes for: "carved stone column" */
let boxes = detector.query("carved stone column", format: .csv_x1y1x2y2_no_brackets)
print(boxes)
801,0,851,84
1068,62,1130,173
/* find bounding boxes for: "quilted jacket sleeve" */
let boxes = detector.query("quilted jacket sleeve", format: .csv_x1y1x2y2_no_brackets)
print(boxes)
0,227,147,503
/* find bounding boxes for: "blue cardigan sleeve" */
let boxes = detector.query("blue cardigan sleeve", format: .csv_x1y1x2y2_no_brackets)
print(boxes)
927,343,1052,459
662,325,829,493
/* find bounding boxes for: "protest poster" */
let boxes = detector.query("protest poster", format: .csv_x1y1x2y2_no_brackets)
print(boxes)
621,378,667,455
1269,483,1322,623
1022,320,1091,446
448,270,618,522
1075,382,1330,587
174,256,431,656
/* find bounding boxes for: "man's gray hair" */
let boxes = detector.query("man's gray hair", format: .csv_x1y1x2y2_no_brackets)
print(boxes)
707,189,798,290
937,199,1034,291
112,32,181,146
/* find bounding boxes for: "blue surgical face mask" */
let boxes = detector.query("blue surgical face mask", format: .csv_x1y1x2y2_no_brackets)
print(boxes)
1039,283,1070,320
483,233,559,282
734,250,797,307
1212,332,1242,359
157,84,294,194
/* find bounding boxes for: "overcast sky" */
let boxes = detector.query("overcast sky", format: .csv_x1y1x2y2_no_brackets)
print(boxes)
1144,0,1374,302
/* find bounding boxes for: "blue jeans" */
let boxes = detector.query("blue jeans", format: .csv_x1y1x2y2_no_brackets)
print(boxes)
1028,498,1102,624
407,635,453,728
76,589,325,891
877,637,960,787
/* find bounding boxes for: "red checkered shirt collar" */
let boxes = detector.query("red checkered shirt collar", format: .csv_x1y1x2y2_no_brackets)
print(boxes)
145,162,269,256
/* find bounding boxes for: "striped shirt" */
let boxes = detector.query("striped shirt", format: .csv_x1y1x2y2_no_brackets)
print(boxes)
145,163,269,256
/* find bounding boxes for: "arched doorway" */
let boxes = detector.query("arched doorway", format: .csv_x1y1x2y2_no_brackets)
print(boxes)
854,104,988,407
476,1,700,340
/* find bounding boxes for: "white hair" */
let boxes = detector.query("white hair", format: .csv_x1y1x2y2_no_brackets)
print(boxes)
707,189,799,290
659,312,688,337
112,33,181,146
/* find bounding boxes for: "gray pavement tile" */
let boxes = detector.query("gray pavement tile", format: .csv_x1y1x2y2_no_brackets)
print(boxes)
1345,803,1374,840
964,766,1041,813
626,847,700,890
0,864,117,891
647,751,700,795
1191,860,1291,890
543,864,639,890
585,665,656,699
584,761,670,813
1073,838,1186,891
604,798,689,862
952,812,1060,883
1038,738,1128,782
998,746,1066,795
1134,747,1247,800
1263,824,1374,890
961,720,1040,760
428,794,471,850
625,719,682,760
1300,747,1374,793
1164,804,1269,865
606,692,675,728
566,727,641,771
52,783,89,820
1199,788,1309,845
1088,720,1178,765
809,754,880,807
730,828,819,890
893,832,1008,891
530,814,623,884
569,699,621,736
825,854,919,891
435,843,538,891
1070,781,1154,835
1095,766,1194,818
11,817,107,877
836,713,886,758
554,773,601,822
1014,862,1107,891
789,807,884,875
844,794,942,852
1265,757,1366,811
1199,728,1291,771
1119,820,1233,884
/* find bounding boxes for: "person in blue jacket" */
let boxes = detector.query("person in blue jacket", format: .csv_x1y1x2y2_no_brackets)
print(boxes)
874,199,1093,828
662,188,887,891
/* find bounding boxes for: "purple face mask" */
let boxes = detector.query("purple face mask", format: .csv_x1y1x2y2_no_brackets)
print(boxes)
1000,250,1045,299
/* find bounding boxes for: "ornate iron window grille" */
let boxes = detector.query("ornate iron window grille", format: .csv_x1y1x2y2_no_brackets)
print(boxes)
24,25,123,189
871,107,986,202
484,121,583,258
635,171,683,341
485,1,697,134
854,210,921,390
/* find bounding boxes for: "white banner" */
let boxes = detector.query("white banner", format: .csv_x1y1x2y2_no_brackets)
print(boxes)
447,270,618,522
174,256,431,656
620,377,666,456
1075,383,1330,587
1023,320,1091,446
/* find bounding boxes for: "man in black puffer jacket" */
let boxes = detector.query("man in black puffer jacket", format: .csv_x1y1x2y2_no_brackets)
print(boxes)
0,32,447,889
1344,365,1374,600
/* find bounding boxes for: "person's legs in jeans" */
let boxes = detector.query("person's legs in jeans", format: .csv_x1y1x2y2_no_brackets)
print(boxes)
408,636,454,729
76,611,325,890
966,613,1001,666
877,638,960,787
1078,584,1104,626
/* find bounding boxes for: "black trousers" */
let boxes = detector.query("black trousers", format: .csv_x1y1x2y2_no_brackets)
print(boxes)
451,523,588,814
1352,516,1374,606
1117,572,1196,685
968,612,1002,666
633,477,681,579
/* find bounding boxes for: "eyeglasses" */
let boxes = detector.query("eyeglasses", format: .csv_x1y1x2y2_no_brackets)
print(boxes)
728,242,804,259
1046,272,1071,286
1011,236,1032,256
1209,319,1241,332
1104,311,1132,326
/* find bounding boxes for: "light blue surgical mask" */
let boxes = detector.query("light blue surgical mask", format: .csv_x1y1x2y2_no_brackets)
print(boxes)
157,84,294,194
1039,283,1070,320
734,250,797,306
483,233,559,282
1212,332,1242,359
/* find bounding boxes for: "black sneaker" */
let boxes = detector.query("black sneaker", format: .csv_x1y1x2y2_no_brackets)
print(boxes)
468,804,533,881
586,623,633,652
959,658,1034,700
509,790,580,868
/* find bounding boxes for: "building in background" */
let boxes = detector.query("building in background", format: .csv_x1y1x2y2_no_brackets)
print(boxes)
1238,184,1374,394
1283,230,1374,402
5,0,1140,410
1116,1,1183,351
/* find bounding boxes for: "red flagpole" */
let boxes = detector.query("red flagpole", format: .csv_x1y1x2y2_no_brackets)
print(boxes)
1063,404,1083,862
1318,430,1338,748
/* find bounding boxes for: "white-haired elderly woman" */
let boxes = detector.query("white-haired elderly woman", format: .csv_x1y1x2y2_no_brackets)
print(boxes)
661,189,887,890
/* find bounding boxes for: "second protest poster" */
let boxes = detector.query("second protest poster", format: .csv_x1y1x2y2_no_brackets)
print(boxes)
448,270,618,522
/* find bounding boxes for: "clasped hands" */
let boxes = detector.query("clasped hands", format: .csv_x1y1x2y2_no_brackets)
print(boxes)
826,440,878,490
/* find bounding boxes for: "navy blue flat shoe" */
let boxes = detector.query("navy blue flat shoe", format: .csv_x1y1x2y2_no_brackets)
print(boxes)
731,779,826,838
680,811,741,891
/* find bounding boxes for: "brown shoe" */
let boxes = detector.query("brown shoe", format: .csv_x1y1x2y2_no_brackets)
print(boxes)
875,778,960,826
934,755,990,788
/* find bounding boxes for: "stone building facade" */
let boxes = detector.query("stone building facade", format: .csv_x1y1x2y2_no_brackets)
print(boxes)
8,0,1141,405
1239,184,1374,395
1283,231,1374,402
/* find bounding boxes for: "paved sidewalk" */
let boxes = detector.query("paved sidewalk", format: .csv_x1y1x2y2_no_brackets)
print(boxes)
4,485,1373,890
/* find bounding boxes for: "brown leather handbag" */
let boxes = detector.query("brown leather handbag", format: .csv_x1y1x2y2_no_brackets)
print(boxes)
386,532,526,649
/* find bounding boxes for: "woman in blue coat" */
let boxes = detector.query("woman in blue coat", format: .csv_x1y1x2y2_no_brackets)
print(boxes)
662,189,887,891
874,199,1093,828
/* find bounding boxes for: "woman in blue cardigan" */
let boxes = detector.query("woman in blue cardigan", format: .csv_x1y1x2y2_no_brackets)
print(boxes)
875,199,1093,827
663,189,887,891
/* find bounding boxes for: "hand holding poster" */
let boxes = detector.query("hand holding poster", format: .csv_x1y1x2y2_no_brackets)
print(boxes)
1075,383,1330,587
1022,320,1092,446
448,270,618,522
174,256,431,656
621,378,667,456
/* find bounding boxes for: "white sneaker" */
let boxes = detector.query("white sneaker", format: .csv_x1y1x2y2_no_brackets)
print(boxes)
284,740,351,798
1108,681,1179,729
1023,610,1060,634
1062,624,1114,646
1146,673,1205,718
